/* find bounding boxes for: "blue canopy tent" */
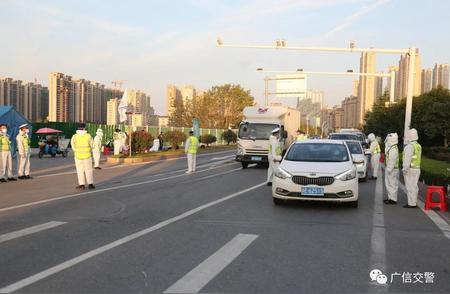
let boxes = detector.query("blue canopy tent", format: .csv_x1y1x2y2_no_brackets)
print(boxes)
0,106,32,158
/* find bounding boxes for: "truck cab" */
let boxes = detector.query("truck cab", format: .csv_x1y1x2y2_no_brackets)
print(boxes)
236,105,300,169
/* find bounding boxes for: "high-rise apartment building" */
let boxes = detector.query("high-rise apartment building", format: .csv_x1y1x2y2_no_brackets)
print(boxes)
396,49,421,99
433,63,450,89
0,77,48,121
352,80,359,97
48,73,76,122
385,66,399,98
181,85,195,106
421,69,433,93
166,85,182,117
375,76,384,99
106,98,119,125
342,96,359,129
357,52,376,125
49,72,123,123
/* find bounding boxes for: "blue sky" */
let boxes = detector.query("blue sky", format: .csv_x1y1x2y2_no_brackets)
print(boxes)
1,0,449,115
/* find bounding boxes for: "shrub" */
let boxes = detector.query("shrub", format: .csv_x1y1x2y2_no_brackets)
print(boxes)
163,130,186,149
131,130,153,154
221,130,237,145
200,134,217,146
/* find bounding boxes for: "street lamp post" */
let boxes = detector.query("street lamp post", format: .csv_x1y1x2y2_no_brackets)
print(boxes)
219,39,415,140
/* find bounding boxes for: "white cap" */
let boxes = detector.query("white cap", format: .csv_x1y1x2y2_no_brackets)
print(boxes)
271,127,280,134
19,123,28,129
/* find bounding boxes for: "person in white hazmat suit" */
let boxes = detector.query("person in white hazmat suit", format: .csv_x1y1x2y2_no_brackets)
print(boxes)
267,128,282,186
402,128,422,208
368,133,381,180
16,124,32,179
383,133,399,205
93,128,103,170
113,129,122,155
0,123,16,182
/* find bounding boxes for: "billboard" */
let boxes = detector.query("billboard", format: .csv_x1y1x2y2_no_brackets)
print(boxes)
275,74,307,98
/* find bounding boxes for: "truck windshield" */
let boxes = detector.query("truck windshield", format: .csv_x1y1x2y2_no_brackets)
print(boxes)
238,123,278,140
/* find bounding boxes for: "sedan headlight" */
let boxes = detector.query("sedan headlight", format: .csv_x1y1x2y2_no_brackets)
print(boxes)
335,167,357,181
274,167,292,179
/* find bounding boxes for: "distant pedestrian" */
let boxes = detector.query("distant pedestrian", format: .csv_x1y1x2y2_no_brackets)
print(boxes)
267,128,282,186
158,131,164,151
16,124,32,179
368,133,381,180
113,129,121,155
0,124,16,182
93,128,103,170
71,124,95,190
296,129,307,141
383,133,399,204
402,128,422,208
185,130,199,174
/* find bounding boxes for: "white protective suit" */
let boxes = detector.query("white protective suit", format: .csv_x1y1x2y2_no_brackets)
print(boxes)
267,133,282,184
113,131,122,155
71,130,94,187
149,139,160,152
0,130,13,180
384,133,399,202
93,129,103,168
368,133,381,178
403,128,421,206
16,129,31,177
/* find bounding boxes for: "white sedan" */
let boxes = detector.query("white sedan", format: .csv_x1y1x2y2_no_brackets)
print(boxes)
345,140,368,182
272,140,359,207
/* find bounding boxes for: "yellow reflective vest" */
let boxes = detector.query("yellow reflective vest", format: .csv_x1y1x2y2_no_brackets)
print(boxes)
72,133,92,160
187,136,199,154
0,134,11,152
410,141,422,168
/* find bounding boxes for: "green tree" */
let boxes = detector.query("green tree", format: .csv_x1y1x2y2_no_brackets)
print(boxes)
222,130,237,145
363,87,450,147
168,96,185,127
163,130,186,149
199,134,217,146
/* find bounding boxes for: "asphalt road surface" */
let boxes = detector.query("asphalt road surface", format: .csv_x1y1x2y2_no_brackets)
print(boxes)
1,150,449,293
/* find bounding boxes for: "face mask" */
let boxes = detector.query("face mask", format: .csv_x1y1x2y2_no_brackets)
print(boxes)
1,129,7,134
25,129,30,134
78,130,87,135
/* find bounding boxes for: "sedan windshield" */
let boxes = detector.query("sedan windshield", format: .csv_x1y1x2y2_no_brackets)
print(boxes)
346,141,363,154
238,123,278,140
285,143,350,162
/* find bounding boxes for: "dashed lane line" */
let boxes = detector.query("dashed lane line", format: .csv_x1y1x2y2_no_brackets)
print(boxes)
0,222,67,244
164,233,258,293
0,183,266,293
0,161,240,213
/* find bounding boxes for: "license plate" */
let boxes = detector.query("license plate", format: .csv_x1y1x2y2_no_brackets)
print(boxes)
301,187,324,196
251,156,262,161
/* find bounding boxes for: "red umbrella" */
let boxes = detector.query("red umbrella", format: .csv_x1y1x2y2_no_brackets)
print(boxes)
35,127,63,134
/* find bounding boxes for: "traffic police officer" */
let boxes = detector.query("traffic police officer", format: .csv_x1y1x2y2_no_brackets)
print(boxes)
71,124,95,190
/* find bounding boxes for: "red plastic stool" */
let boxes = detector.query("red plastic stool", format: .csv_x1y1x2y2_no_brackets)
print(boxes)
424,186,448,212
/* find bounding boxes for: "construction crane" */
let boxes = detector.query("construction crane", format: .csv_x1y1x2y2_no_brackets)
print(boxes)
111,80,126,89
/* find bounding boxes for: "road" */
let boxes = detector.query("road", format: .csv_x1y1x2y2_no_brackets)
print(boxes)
0,149,449,293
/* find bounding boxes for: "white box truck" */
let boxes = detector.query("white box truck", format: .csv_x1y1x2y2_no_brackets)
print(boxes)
236,103,301,168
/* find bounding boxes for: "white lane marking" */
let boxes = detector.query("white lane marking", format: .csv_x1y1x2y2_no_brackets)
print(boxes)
0,162,240,213
180,167,242,183
35,150,235,178
210,155,234,161
399,183,450,240
0,222,66,244
164,233,258,294
368,171,388,292
0,183,266,293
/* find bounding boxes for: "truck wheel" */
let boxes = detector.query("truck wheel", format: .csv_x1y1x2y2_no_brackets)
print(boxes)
241,162,249,169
